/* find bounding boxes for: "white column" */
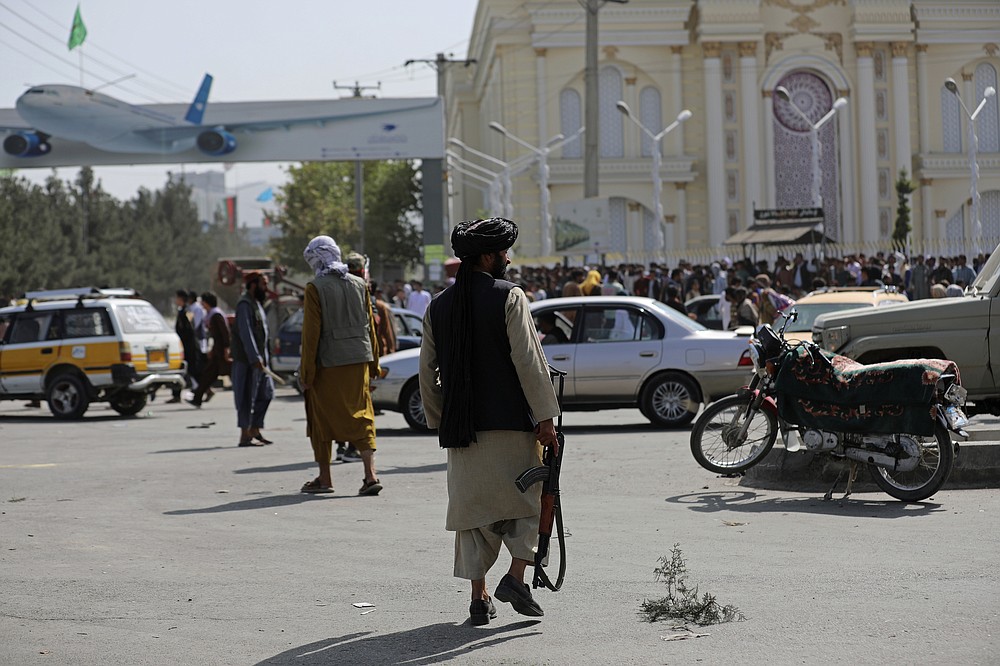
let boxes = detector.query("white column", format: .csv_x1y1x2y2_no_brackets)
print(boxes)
763,90,776,206
671,46,685,154
675,183,688,251
535,48,549,149
624,75,638,156
916,44,929,154
920,178,934,244
856,43,879,242
739,41,761,228
891,43,913,178
536,48,550,256
837,96,857,244
703,42,726,247
962,72,976,245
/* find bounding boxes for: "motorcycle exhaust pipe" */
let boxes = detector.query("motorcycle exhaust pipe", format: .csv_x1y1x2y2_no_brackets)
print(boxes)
843,447,919,473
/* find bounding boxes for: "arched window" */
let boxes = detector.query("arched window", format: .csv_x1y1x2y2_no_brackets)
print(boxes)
975,63,999,153
599,66,624,158
643,205,662,251
983,190,1000,249
771,71,841,240
609,196,627,252
559,88,582,158
639,87,662,157
941,84,963,153
946,208,964,245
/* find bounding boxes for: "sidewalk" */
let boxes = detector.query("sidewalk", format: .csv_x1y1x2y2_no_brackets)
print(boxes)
742,414,1000,491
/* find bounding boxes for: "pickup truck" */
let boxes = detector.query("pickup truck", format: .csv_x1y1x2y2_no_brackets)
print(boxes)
811,246,1000,416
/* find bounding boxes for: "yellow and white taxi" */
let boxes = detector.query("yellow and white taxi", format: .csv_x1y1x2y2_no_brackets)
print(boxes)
0,287,186,418
781,286,909,342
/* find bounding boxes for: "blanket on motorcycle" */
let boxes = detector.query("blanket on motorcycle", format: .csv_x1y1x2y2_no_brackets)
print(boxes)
773,345,958,436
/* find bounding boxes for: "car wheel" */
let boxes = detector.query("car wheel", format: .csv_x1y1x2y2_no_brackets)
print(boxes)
47,373,90,419
400,379,429,432
640,372,700,428
109,391,148,416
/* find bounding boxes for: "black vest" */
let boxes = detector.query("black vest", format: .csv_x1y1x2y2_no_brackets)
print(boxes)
429,273,534,437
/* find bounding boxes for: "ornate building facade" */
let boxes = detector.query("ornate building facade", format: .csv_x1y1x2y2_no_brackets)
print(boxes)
444,0,1000,262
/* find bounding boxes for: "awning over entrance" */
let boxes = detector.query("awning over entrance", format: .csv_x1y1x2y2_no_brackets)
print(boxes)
725,220,834,245
726,208,835,246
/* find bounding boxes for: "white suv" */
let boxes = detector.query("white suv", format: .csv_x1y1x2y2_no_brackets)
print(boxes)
0,288,186,418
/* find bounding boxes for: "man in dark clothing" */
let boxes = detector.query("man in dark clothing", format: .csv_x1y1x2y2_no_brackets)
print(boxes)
230,272,274,447
187,291,229,407
663,285,688,316
170,289,202,403
419,218,560,626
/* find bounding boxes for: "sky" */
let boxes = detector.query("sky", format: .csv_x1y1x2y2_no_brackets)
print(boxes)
0,0,479,213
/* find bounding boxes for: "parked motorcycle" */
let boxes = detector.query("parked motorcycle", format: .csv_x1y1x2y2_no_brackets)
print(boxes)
690,311,970,501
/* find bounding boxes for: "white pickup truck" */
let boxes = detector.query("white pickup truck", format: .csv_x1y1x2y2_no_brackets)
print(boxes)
812,245,1000,416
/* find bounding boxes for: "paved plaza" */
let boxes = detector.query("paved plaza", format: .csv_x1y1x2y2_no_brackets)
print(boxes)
1,388,997,665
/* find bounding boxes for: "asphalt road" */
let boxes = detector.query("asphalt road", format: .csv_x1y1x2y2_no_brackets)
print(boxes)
1,388,997,665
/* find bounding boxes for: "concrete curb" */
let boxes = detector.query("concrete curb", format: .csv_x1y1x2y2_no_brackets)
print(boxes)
740,435,1000,492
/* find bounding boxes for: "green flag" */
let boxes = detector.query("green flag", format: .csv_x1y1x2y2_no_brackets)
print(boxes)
68,5,87,51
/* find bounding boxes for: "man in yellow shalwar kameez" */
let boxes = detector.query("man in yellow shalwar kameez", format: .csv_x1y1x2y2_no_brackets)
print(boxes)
299,235,382,496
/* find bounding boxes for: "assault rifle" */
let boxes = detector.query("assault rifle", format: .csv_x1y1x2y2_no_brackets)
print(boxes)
514,366,567,591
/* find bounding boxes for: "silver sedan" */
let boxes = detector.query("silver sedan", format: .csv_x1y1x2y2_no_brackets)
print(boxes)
372,295,752,431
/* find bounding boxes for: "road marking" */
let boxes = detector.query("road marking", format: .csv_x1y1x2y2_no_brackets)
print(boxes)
0,463,58,469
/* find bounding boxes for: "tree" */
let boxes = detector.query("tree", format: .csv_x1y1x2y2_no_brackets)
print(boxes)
893,169,915,249
0,168,259,312
268,160,422,277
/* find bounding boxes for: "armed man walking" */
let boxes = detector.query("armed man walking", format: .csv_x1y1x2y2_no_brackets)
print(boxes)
418,218,560,626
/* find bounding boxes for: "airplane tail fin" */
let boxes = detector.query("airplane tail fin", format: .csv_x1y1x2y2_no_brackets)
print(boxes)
184,74,213,125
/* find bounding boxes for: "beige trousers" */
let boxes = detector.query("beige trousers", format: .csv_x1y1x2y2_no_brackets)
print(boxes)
453,516,539,580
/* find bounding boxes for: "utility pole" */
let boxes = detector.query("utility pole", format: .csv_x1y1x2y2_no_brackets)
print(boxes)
404,54,477,235
332,80,381,98
404,53,476,281
581,0,628,198
333,80,382,253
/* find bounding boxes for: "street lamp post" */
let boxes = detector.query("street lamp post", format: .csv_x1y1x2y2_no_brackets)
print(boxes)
488,123,585,257
447,137,534,219
581,0,629,197
774,86,848,251
616,101,691,252
944,77,996,256
446,149,504,215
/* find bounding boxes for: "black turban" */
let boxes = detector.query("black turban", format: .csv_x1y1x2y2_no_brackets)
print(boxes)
451,217,518,259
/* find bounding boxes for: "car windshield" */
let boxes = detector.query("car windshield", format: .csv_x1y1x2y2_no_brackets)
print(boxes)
970,241,1000,295
783,303,872,332
280,309,304,332
647,300,708,331
117,304,171,333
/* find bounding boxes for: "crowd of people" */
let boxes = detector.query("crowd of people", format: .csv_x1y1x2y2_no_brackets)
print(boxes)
370,248,991,331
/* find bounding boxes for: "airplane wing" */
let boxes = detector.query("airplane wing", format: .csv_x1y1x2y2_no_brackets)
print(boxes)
132,99,440,141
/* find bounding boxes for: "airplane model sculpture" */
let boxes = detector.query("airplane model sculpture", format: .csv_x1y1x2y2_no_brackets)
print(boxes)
0,74,245,157
0,75,445,167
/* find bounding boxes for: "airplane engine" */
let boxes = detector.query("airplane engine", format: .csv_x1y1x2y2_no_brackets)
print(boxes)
196,128,237,156
3,131,51,157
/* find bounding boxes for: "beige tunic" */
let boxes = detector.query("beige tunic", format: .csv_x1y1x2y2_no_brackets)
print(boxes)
419,284,561,531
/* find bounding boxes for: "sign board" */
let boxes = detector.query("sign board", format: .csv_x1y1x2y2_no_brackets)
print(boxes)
552,197,612,254
754,207,824,221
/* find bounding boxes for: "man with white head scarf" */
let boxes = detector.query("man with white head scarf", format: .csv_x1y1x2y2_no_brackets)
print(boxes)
299,235,383,496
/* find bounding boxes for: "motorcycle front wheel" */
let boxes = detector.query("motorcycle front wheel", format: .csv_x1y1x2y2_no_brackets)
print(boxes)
869,426,954,502
690,394,778,474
